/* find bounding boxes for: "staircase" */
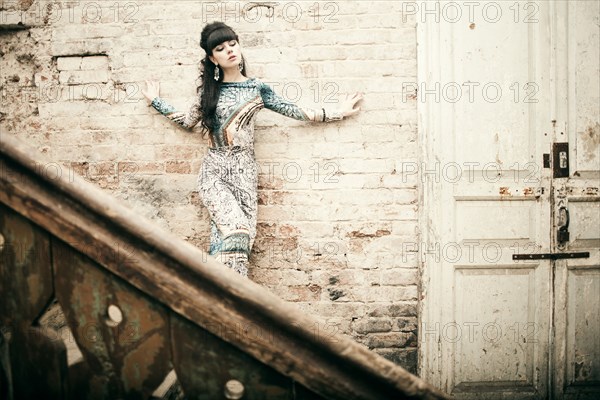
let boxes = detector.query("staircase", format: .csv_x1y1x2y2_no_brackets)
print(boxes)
0,134,451,399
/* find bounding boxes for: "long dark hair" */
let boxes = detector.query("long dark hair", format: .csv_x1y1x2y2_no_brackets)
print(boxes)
198,22,247,136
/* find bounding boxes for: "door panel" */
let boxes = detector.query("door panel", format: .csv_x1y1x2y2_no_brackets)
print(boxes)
554,253,600,400
571,0,600,176
453,15,537,168
566,268,600,383
453,265,546,396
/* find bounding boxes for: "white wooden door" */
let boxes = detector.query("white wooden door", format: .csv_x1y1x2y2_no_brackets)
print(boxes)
417,1,599,398
551,2,600,399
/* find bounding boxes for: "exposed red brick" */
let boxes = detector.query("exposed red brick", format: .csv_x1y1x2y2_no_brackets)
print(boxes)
165,160,191,174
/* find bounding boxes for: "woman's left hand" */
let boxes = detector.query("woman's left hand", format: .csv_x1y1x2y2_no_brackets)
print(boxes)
142,80,160,104
340,92,363,118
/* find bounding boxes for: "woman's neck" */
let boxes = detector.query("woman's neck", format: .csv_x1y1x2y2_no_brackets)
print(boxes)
221,68,246,83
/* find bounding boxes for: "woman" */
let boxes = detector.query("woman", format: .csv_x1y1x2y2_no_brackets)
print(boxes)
142,22,362,277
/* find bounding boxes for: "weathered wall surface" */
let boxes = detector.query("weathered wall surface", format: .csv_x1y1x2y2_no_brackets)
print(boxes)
0,0,419,372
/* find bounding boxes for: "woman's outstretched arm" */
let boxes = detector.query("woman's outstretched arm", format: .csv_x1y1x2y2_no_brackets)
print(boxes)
259,81,362,123
142,80,202,131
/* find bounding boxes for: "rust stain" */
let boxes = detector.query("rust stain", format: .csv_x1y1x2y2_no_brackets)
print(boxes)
523,187,534,196
469,23,476,30
499,187,511,196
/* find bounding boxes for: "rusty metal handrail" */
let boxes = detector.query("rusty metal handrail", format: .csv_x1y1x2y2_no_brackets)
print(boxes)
0,134,450,399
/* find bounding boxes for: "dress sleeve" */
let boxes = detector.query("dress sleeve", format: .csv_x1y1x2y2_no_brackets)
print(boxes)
150,95,202,130
259,81,343,123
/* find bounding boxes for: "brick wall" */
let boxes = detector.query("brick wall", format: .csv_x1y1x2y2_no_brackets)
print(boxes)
0,0,419,373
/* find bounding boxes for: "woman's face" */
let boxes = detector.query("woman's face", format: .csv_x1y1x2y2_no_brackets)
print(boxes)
209,39,242,69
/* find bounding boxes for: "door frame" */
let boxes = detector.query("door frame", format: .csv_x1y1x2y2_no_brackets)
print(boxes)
416,7,443,387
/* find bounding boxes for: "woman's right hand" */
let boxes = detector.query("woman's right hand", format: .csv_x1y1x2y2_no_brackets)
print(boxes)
142,80,160,104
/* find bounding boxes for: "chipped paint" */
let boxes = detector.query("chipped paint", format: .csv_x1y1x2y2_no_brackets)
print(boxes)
580,123,600,162
52,239,172,398
348,229,391,238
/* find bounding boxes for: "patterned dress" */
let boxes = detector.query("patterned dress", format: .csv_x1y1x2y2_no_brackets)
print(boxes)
151,77,341,277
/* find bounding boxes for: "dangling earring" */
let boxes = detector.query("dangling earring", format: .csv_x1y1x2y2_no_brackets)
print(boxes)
238,57,244,73
213,64,220,81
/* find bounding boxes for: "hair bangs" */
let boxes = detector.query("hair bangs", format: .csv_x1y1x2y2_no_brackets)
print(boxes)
206,27,238,52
